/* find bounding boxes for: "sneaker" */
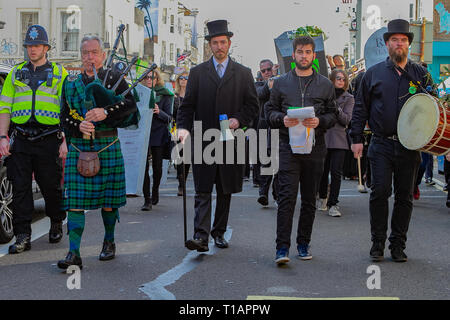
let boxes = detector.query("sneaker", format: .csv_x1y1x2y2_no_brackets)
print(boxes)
275,248,290,265
390,247,408,263
413,186,420,200
257,195,269,207
370,242,385,262
317,198,328,211
425,178,435,186
297,244,312,260
328,205,342,217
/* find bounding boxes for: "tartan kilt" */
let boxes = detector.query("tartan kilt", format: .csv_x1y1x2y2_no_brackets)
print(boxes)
63,136,127,210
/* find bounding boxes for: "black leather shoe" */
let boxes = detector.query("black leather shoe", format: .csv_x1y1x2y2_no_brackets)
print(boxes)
185,238,209,252
99,240,116,261
49,221,63,244
391,247,408,263
214,235,229,249
8,234,31,254
58,252,83,270
257,195,269,207
177,186,183,196
370,242,385,262
152,190,159,205
141,199,152,211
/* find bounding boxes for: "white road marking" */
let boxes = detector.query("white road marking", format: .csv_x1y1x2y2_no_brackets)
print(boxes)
139,199,233,300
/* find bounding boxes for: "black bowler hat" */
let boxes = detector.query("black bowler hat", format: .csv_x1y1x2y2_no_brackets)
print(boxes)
383,19,414,44
205,20,233,41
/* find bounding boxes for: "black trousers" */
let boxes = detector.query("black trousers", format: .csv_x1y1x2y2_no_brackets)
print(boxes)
276,143,326,250
7,135,65,236
444,158,450,185
319,149,346,207
193,167,232,241
143,146,163,200
367,137,421,249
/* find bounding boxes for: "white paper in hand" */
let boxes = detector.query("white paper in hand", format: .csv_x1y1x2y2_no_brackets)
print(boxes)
287,106,315,120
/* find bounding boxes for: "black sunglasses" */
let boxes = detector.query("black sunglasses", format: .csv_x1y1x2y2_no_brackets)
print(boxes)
260,68,272,74
335,76,345,81
179,76,189,80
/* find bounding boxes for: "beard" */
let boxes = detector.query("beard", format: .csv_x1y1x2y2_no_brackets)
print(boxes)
295,59,314,70
389,46,408,64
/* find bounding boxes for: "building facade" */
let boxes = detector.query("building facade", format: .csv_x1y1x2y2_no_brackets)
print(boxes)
0,0,144,67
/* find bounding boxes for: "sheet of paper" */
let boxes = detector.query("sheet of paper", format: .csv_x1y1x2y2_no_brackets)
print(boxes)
287,107,315,120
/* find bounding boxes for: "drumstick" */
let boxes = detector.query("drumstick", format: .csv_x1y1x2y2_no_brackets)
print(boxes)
357,156,366,193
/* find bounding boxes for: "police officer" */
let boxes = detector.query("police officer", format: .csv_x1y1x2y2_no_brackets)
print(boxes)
0,25,68,254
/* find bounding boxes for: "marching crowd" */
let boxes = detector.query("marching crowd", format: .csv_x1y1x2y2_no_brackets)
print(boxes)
0,19,449,271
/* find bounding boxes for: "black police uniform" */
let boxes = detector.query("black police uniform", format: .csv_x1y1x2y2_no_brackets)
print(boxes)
7,61,66,240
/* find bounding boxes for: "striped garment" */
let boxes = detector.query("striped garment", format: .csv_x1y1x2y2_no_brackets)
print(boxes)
63,136,126,210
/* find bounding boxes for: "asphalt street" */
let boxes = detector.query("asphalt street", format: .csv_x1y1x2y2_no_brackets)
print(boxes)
0,165,449,300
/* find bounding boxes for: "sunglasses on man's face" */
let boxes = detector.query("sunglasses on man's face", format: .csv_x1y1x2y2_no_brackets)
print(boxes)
179,76,189,80
260,68,272,74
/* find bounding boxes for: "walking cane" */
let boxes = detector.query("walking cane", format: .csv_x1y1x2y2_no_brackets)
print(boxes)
357,156,367,193
182,157,187,245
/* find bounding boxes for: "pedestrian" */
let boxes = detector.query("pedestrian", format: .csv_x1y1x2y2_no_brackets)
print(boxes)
0,25,68,254
414,152,434,200
173,71,191,197
57,35,137,269
318,69,354,217
141,67,174,211
350,19,433,263
255,59,279,207
327,54,346,71
265,35,337,265
177,20,259,252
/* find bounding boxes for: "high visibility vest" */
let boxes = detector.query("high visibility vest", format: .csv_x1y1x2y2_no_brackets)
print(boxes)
0,61,68,126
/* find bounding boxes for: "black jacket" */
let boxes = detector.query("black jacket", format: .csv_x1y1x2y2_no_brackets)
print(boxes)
350,58,432,144
255,80,270,129
265,69,338,147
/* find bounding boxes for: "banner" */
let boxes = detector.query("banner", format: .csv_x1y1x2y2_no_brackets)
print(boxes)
118,84,153,196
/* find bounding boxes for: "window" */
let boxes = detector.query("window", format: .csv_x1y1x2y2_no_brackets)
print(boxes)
21,12,39,52
170,15,174,33
61,12,80,52
162,8,167,24
170,43,174,62
161,40,167,63
178,18,182,34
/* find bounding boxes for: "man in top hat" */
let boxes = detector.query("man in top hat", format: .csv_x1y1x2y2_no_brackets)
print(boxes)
350,19,433,262
0,25,68,253
176,20,259,252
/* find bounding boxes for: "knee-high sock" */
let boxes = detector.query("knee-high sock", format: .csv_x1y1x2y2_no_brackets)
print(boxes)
102,209,118,242
68,211,85,257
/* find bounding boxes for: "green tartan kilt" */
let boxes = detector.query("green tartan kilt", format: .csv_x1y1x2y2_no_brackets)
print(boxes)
63,136,127,210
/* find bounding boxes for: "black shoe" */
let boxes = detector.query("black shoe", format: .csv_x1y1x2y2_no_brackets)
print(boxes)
370,242,385,262
58,252,83,270
447,199,450,208
151,190,159,205
8,234,31,254
185,238,209,252
49,221,63,244
141,199,152,211
214,235,229,249
391,247,408,263
257,195,269,207
444,184,448,192
177,186,183,196
99,240,116,261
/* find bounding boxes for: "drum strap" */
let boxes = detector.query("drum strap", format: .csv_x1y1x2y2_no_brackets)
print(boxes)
394,65,427,94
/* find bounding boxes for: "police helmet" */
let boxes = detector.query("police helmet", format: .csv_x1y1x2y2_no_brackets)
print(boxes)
23,25,51,48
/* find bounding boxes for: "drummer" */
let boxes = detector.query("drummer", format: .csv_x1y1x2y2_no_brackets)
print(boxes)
350,19,434,263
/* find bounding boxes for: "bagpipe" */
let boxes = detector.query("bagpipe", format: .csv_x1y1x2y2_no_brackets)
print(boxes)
85,24,157,130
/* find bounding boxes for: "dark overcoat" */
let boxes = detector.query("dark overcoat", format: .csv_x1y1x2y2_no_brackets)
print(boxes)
177,57,259,194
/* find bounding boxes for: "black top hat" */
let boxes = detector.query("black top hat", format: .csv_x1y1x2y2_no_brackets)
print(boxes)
205,20,233,41
383,19,414,44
